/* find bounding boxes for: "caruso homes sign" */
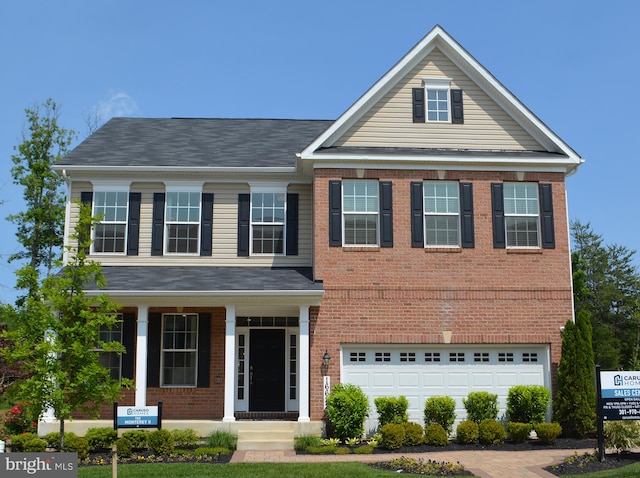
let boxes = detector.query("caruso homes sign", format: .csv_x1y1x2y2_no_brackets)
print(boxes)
599,371,640,420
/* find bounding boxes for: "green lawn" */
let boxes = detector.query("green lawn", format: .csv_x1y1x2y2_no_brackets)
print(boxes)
563,463,640,478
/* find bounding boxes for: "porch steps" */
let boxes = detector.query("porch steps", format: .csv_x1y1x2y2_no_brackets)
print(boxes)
236,421,296,451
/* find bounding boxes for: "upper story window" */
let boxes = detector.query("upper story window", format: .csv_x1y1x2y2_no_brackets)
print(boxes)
165,188,201,254
425,79,451,122
424,181,459,246
343,180,379,246
412,78,463,124
251,190,286,254
503,182,540,248
161,313,198,387
92,191,128,253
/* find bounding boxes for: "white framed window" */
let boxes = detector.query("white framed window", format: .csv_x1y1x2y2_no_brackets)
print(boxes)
424,181,459,246
92,189,129,254
343,180,379,246
504,182,540,248
424,78,451,122
251,190,286,254
165,189,201,254
161,313,198,387
97,315,123,381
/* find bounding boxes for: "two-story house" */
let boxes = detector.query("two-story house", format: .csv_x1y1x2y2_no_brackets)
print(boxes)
50,25,582,437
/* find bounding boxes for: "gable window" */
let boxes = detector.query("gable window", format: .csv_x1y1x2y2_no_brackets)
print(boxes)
251,190,285,254
97,316,123,381
343,180,379,246
161,313,198,387
165,191,201,254
412,79,463,124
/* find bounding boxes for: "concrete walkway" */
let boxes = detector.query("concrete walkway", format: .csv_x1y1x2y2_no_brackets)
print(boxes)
231,448,594,477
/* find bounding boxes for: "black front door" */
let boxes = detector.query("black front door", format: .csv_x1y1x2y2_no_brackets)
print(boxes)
249,329,285,411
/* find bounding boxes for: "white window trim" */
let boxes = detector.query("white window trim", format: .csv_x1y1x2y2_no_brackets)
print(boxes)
249,185,288,256
163,184,203,255
160,313,199,388
423,78,452,123
342,179,380,247
91,184,131,255
504,182,541,249
423,181,460,248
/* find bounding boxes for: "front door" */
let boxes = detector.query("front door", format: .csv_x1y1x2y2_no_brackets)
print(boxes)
249,329,285,411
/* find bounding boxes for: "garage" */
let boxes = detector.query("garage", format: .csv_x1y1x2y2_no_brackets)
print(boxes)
341,345,549,434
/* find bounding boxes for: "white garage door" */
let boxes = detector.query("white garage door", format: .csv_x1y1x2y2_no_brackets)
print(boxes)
341,345,549,435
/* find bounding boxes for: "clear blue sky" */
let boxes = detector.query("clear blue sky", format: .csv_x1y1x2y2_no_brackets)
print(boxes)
0,0,638,303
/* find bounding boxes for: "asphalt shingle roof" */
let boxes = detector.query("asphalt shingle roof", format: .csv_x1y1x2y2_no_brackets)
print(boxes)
60,118,334,168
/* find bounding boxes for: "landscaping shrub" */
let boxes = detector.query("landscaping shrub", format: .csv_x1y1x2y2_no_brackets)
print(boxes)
424,395,456,435
206,429,237,450
10,433,47,452
402,421,424,446
507,422,532,443
424,423,449,446
463,391,498,423
456,420,479,444
2,402,37,435
335,446,351,454
374,396,409,427
604,421,640,452
478,419,506,445
194,446,231,455
294,434,323,451
325,383,370,440
64,433,90,460
306,444,337,454
354,444,374,454
507,385,551,424
534,422,562,445
85,427,118,451
147,428,174,455
380,423,405,450
122,430,149,450
171,428,200,448
115,437,132,458
44,432,62,449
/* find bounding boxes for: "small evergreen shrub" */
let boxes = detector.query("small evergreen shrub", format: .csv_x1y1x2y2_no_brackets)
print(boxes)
326,383,370,440
147,429,174,455
115,437,132,458
194,446,231,455
534,422,562,445
44,432,62,449
507,385,551,424
171,428,200,448
335,446,351,454
424,423,449,446
306,444,337,454
507,422,532,443
294,434,323,451
463,391,499,423
604,421,640,452
374,396,409,427
206,429,237,450
402,421,424,446
85,427,118,451
64,433,90,460
478,419,506,445
424,396,456,435
456,420,479,444
122,430,149,450
380,423,405,450
10,433,47,452
354,444,374,454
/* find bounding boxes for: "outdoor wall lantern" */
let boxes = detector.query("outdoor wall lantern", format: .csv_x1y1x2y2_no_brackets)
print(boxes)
322,350,331,368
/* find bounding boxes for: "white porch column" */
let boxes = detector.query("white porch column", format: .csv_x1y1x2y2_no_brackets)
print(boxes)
223,305,236,422
135,305,149,407
298,305,310,422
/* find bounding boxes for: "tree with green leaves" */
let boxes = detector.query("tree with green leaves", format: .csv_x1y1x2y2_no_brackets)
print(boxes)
1,201,131,449
553,311,596,437
7,99,75,299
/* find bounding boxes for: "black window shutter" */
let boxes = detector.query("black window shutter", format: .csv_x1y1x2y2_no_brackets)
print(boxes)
197,313,211,388
410,182,424,247
151,193,165,256
237,194,250,256
459,182,475,248
412,88,425,123
80,192,93,255
539,183,555,249
147,313,162,387
200,193,214,256
451,89,464,124
127,192,141,256
120,312,136,380
286,193,298,256
491,183,506,248
329,180,342,246
379,181,393,247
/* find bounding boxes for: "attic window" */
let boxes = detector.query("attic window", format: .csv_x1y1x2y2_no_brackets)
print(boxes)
412,78,463,124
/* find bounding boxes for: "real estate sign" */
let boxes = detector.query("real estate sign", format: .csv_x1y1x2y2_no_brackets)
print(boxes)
599,371,640,420
114,402,162,429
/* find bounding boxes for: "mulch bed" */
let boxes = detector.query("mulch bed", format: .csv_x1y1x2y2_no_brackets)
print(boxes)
80,450,233,466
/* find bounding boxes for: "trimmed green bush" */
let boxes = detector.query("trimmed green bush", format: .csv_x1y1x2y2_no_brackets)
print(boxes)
294,434,323,451
335,446,351,454
456,420,479,444
122,430,149,450
604,421,640,452
424,423,448,446
534,422,562,445
44,431,62,449
206,429,237,450
478,419,506,445
147,428,174,455
374,396,409,427
326,383,370,441
402,421,424,446
463,391,498,423
115,437,132,458
354,444,374,454
507,385,551,424
64,433,90,460
171,428,200,448
85,427,118,451
507,422,532,443
10,433,47,452
424,395,456,435
306,444,337,454
380,423,405,450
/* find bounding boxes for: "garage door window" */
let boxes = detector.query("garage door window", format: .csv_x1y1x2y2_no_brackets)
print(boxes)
499,352,514,362
474,352,489,362
375,352,391,362
425,352,441,362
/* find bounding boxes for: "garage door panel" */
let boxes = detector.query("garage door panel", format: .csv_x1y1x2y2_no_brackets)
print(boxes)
397,372,420,388
447,372,469,387
372,372,395,387
520,372,544,384
472,372,494,387
422,372,445,387
347,372,371,387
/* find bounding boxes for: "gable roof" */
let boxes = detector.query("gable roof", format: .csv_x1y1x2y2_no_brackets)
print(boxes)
300,25,583,174
58,118,333,171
